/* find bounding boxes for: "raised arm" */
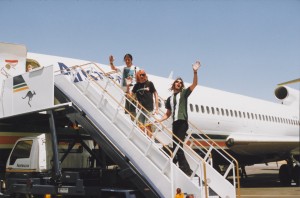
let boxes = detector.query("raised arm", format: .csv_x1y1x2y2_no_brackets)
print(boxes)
189,60,200,92
109,55,118,71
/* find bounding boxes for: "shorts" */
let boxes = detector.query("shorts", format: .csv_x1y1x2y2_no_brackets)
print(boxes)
138,108,152,125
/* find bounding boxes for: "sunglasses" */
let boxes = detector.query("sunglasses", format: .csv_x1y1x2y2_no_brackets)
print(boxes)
175,80,183,84
140,74,146,77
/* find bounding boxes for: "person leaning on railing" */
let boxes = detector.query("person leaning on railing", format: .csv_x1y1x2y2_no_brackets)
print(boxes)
128,69,159,138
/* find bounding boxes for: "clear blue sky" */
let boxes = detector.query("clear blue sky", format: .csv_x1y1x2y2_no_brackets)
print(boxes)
1,0,299,102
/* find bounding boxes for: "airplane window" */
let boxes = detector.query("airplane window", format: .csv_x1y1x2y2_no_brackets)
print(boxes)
247,112,250,119
251,113,254,119
206,106,210,114
243,112,246,118
255,114,258,120
225,109,229,116
238,111,242,118
201,105,205,113
216,108,220,115
259,114,261,120
271,116,274,122
234,110,238,117
190,104,194,112
230,110,233,117
211,107,215,115
221,108,224,116
195,104,199,112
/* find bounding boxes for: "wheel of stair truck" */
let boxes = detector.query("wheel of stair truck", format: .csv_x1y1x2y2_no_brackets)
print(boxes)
279,164,292,186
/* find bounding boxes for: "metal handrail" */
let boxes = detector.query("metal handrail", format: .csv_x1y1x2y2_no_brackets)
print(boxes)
54,62,239,198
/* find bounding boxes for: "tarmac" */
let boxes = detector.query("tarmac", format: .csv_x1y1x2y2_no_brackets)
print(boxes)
238,162,300,198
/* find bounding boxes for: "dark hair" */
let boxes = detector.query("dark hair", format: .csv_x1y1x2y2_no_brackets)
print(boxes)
124,54,133,61
170,77,185,92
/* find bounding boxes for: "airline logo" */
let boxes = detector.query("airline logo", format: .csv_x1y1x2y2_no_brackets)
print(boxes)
13,75,36,107
13,75,29,93
58,62,122,84
5,59,18,68
1,59,19,78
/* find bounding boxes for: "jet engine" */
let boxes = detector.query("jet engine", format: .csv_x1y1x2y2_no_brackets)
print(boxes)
274,86,299,106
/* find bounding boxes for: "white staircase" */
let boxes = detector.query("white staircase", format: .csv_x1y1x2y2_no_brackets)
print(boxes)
54,63,239,198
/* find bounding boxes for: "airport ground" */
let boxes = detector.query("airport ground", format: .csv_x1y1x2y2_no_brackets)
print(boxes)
239,162,300,198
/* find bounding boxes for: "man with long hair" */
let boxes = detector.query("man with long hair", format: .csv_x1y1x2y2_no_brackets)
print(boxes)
158,61,201,176
129,70,159,137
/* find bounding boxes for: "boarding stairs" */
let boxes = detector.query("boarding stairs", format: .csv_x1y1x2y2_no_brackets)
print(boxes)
54,63,239,198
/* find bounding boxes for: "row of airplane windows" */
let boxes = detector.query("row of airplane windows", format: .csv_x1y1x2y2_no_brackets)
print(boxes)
189,104,300,126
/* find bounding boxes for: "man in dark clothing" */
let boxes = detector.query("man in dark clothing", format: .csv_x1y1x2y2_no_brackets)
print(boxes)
128,70,158,137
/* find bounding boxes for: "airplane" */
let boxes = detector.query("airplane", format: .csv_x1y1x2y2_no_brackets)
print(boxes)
0,42,299,188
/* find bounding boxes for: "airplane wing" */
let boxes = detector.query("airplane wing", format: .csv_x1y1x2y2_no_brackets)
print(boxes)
225,134,299,156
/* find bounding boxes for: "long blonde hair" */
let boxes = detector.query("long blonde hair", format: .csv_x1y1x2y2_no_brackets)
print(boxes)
136,69,148,83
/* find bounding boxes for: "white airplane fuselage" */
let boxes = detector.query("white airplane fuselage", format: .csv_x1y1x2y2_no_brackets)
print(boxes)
0,48,299,185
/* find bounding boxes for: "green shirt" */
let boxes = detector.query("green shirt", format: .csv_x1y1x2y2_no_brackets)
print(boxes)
165,88,192,121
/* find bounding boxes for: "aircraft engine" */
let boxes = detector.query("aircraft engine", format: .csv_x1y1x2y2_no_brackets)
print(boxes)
274,86,299,106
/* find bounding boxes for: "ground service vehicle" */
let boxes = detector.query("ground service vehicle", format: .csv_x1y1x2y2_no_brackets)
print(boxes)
0,133,142,198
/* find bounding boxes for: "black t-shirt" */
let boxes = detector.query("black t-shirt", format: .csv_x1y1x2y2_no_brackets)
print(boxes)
132,80,156,111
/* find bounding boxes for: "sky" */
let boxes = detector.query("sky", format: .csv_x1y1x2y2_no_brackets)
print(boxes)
1,0,299,102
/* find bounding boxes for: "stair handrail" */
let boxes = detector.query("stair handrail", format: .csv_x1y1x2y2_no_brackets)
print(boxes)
55,62,238,197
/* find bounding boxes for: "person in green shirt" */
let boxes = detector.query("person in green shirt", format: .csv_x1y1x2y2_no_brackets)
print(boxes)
158,61,201,176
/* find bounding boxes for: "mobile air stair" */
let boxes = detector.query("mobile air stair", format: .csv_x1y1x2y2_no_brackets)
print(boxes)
54,63,240,198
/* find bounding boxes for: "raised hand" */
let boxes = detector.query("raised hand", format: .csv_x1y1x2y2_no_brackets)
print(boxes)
109,55,115,64
192,60,201,71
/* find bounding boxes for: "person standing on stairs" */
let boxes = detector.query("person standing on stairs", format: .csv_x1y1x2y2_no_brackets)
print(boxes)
109,54,140,120
157,60,201,176
128,69,159,138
